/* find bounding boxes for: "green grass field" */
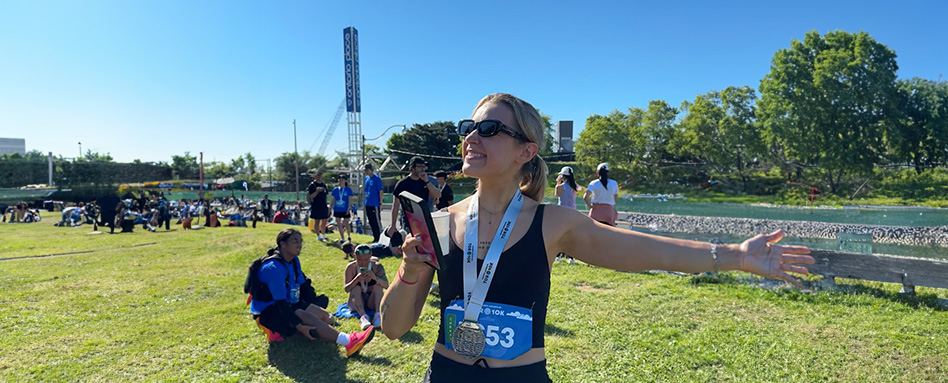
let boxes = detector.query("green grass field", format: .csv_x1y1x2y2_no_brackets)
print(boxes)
1,212,946,382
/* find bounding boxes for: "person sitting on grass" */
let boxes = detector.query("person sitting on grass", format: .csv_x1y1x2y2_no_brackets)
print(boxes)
273,205,297,225
250,228,375,357
343,243,388,330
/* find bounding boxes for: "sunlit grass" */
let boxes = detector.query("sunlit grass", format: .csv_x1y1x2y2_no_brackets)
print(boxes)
1,214,946,382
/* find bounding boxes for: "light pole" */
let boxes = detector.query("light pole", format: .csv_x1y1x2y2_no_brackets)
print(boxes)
78,142,82,160
362,124,407,169
360,124,406,217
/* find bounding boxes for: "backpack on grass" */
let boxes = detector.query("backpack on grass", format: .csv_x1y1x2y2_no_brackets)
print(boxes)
243,254,329,308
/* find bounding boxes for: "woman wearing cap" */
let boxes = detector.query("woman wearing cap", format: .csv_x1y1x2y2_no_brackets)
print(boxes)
380,93,813,382
344,243,388,331
583,163,619,226
553,166,578,209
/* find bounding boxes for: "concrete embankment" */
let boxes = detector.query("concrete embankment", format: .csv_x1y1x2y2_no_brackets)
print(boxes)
624,212,948,247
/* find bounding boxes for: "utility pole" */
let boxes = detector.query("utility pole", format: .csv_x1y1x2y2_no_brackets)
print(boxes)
294,119,300,204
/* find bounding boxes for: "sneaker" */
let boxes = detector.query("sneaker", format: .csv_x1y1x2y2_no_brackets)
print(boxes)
359,314,372,331
345,326,375,357
568,258,577,265
372,312,382,327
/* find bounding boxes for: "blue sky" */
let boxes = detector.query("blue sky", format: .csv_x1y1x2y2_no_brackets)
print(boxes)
1,0,946,165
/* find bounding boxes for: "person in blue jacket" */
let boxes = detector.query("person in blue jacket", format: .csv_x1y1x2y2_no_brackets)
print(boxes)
250,228,375,357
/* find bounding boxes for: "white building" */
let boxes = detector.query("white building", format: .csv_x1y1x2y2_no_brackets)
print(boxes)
0,138,26,155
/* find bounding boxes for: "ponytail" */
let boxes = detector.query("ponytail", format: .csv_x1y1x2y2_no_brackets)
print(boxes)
599,169,610,189
520,155,549,201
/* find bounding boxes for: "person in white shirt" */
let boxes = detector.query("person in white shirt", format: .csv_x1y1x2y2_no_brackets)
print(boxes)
583,162,619,226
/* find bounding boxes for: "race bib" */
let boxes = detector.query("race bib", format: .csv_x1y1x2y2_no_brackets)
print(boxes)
288,286,300,304
444,300,532,360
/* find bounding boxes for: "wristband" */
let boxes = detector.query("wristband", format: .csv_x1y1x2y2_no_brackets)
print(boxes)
398,268,418,285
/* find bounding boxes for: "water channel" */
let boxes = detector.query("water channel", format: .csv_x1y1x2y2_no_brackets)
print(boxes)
546,196,948,260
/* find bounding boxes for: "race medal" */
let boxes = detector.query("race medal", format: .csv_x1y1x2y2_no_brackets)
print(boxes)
451,320,486,359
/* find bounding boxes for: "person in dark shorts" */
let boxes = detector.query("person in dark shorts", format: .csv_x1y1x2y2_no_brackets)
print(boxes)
387,156,441,237
307,171,330,241
344,243,388,331
331,174,355,243
250,228,375,357
380,93,814,382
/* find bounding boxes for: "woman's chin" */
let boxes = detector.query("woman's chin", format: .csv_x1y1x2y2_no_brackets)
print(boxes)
461,162,485,178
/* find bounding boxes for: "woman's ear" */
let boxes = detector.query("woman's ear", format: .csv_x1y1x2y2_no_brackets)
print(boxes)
516,142,539,165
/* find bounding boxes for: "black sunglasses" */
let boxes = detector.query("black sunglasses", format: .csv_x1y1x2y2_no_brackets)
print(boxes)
458,119,528,142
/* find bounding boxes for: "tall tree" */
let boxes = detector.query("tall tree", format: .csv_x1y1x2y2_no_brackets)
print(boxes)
675,86,763,190
170,152,199,180
274,151,327,191
244,153,257,175
758,30,899,192
386,121,461,171
538,110,555,157
888,77,948,173
574,109,640,170
635,100,680,168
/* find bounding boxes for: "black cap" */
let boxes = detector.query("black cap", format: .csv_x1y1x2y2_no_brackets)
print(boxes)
433,170,449,178
363,163,373,170
410,156,427,167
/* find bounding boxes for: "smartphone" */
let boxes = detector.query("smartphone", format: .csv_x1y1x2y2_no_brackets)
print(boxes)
397,191,446,271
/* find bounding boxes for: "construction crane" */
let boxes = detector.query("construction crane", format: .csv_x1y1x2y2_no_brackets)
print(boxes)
308,99,346,157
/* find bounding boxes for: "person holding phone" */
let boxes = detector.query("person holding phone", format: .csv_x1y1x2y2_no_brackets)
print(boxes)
388,156,441,237
379,93,813,382
344,244,389,330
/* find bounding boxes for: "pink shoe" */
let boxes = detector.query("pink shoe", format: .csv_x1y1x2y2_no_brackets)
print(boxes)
345,326,375,357
268,331,285,342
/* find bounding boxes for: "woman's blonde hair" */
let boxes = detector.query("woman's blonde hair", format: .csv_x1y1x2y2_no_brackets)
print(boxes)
472,93,549,201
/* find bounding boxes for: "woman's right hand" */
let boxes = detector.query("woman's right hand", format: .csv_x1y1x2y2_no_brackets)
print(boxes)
400,234,431,277
297,324,317,340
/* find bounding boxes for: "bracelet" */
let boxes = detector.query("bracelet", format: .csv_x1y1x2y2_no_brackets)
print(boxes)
398,268,418,285
710,243,720,274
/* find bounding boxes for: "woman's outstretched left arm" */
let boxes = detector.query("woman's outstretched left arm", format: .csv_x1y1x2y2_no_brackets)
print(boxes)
546,206,814,287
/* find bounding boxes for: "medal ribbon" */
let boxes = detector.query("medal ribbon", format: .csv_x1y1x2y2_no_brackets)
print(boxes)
461,189,523,322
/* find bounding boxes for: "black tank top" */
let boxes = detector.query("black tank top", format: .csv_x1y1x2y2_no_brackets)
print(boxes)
436,205,549,349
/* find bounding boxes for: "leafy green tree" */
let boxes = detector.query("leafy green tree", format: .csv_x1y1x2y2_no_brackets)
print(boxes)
675,86,763,190
274,151,327,191
244,153,257,175
203,161,234,179
574,109,640,170
386,121,461,171
758,30,899,192
636,100,680,168
538,110,555,157
888,78,948,173
170,152,200,180
83,150,114,162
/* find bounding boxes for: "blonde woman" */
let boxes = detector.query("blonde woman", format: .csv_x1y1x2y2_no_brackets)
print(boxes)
380,93,812,382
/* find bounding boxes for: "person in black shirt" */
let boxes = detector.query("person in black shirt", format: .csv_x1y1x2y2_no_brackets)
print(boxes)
260,194,274,223
434,170,454,210
307,171,330,241
387,156,441,237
